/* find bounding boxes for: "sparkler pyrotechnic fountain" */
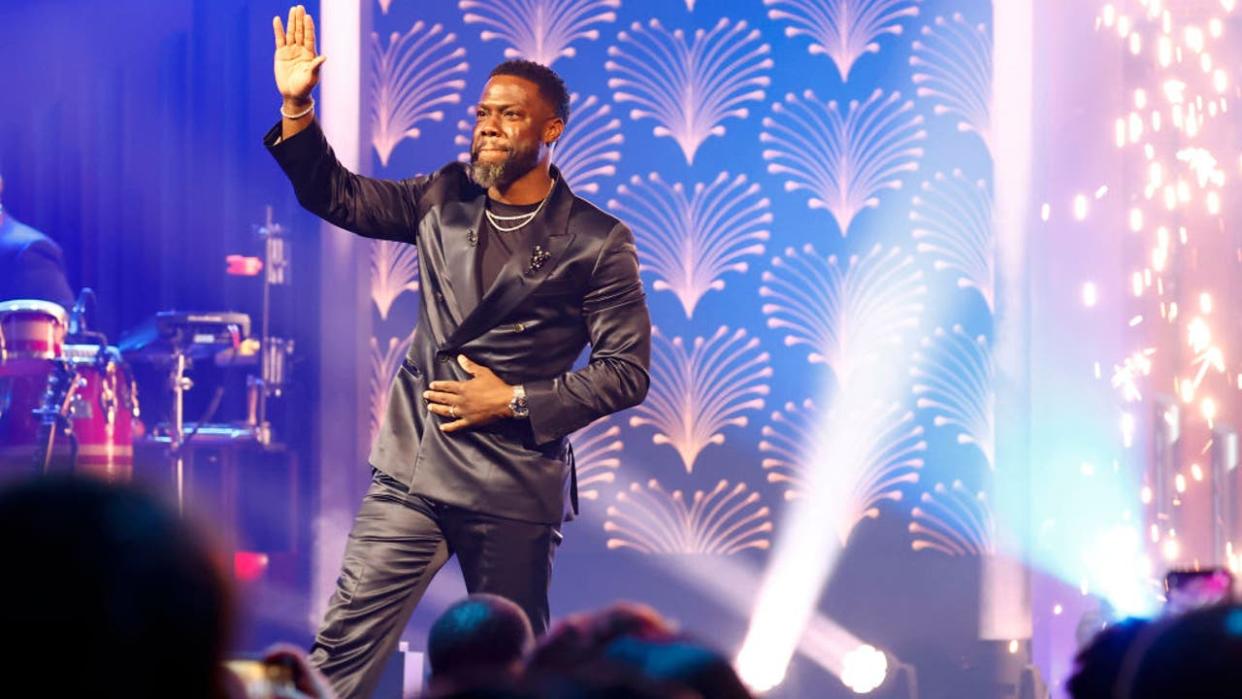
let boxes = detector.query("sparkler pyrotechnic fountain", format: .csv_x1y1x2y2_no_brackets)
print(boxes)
1021,0,1242,684
1090,0,1241,582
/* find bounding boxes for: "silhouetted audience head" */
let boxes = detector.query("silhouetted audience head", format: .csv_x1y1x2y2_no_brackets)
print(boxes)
605,636,751,699
527,602,677,675
426,593,534,696
1065,617,1149,699
0,475,233,698
1116,603,1242,698
528,666,699,699
523,602,748,699
424,597,752,697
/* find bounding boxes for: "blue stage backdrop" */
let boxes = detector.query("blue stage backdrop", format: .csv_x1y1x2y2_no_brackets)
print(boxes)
0,0,327,651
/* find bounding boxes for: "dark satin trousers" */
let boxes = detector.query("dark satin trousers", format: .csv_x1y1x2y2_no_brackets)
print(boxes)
308,470,561,699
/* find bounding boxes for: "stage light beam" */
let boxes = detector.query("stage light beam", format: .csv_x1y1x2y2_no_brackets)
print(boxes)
840,645,888,694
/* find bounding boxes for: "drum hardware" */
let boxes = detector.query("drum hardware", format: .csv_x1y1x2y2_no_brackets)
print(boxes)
99,361,118,425
31,358,84,473
170,348,189,509
246,375,270,445
68,391,92,418
67,289,88,336
121,310,251,511
151,341,225,511
177,384,227,452
60,289,113,427
252,206,295,446
66,288,110,348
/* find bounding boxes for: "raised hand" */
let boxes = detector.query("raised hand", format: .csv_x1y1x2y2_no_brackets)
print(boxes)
272,5,325,105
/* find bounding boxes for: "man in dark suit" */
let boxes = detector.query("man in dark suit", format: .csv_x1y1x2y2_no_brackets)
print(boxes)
266,7,651,697
0,174,75,309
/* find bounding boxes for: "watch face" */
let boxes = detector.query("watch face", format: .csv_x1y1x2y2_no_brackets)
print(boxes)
510,386,528,417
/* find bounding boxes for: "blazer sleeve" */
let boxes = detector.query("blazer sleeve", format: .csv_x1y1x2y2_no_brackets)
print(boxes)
524,222,652,445
264,120,425,242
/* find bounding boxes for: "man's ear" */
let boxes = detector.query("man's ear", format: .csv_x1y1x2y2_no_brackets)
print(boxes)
544,118,564,147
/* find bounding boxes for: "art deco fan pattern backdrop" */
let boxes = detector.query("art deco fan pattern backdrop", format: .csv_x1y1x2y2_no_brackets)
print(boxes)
362,0,994,691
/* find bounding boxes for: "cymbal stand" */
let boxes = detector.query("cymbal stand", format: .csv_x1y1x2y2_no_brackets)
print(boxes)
251,205,293,446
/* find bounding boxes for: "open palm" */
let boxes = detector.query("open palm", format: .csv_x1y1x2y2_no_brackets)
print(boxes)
273,5,325,101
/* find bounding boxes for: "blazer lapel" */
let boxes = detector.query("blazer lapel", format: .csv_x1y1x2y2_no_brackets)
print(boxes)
444,170,577,350
441,191,487,319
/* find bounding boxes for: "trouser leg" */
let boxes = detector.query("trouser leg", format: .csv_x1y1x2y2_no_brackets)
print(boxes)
309,473,450,699
446,509,561,636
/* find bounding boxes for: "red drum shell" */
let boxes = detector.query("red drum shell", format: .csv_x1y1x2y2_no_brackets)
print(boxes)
0,299,67,362
0,345,139,481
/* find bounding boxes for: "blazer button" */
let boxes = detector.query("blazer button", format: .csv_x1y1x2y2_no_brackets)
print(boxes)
437,352,452,363
435,292,445,302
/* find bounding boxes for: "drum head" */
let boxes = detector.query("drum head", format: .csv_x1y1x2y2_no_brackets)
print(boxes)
62,344,123,364
0,299,68,325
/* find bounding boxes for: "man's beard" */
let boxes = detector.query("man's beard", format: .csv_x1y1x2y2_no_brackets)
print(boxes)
469,140,541,189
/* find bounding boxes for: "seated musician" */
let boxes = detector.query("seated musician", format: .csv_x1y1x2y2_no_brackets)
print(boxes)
0,173,75,309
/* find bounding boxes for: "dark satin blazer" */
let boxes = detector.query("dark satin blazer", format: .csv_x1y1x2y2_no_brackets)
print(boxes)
266,121,651,524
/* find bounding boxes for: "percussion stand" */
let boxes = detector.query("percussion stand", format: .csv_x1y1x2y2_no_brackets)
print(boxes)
167,348,193,513
254,205,293,447
31,359,84,473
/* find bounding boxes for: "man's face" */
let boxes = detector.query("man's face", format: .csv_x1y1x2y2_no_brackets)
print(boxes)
469,75,561,189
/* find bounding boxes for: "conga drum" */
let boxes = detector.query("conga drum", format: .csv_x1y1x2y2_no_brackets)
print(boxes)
0,299,66,365
61,344,140,480
0,344,139,481
0,299,68,478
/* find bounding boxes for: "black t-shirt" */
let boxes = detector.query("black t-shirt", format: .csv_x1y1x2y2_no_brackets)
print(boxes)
478,197,543,298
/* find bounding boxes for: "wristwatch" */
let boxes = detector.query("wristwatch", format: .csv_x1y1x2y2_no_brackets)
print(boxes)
509,384,529,419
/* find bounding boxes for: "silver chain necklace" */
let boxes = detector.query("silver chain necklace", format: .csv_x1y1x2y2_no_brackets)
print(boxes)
485,179,555,233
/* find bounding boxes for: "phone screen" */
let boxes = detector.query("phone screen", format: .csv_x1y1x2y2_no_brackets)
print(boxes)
225,659,295,699
1164,568,1234,615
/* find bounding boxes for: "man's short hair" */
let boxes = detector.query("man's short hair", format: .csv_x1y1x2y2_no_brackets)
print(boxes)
428,593,534,679
489,59,570,124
